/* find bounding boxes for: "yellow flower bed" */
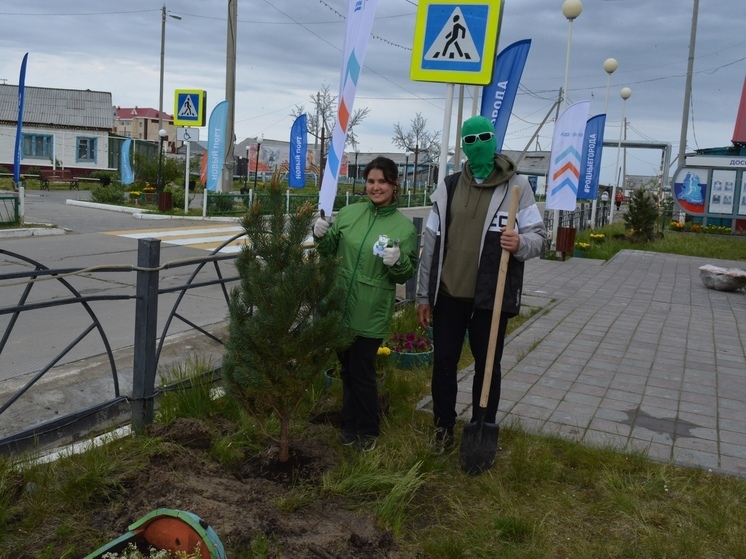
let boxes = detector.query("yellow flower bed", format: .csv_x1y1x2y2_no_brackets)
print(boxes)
575,242,590,251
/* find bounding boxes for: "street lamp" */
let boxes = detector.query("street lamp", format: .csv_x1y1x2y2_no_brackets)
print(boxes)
252,134,263,191
243,146,250,193
561,0,582,110
603,58,618,114
158,5,182,138
552,0,583,251
352,150,360,195
610,87,632,223
157,128,167,191
404,151,411,191
600,190,610,227
591,57,618,228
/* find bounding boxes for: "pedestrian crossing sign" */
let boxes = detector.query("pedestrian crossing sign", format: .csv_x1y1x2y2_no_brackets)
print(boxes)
410,0,503,85
173,89,207,126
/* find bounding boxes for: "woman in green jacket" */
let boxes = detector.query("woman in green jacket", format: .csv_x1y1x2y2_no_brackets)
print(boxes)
314,156,418,451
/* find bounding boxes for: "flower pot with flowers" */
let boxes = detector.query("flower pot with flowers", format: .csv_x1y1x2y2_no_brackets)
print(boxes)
573,241,590,258
386,331,434,370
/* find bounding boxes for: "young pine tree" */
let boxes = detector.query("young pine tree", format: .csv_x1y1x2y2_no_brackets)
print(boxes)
623,187,660,242
222,173,351,462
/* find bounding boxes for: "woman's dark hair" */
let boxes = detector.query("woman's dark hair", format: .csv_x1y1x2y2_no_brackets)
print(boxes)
363,156,399,201
363,156,399,184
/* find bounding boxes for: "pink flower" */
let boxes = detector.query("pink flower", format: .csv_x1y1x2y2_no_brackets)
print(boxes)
386,332,433,354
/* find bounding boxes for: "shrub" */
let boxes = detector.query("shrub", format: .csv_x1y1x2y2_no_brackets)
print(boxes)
90,185,126,205
623,188,659,242
670,221,684,231
208,193,237,214
166,185,185,211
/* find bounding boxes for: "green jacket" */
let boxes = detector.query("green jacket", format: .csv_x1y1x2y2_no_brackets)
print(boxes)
315,200,418,339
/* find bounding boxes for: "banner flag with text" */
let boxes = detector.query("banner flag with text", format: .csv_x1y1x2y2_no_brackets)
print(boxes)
289,114,308,188
546,101,590,211
205,101,229,192
577,114,605,200
480,39,531,153
13,53,29,185
120,138,135,185
318,0,378,215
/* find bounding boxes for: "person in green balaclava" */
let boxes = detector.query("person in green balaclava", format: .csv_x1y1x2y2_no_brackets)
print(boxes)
416,115,547,458
460,115,499,179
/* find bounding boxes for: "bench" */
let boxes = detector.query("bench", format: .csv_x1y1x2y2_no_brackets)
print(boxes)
39,169,79,191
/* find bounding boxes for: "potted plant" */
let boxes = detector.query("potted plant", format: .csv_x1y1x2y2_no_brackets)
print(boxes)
573,241,590,257
386,331,434,370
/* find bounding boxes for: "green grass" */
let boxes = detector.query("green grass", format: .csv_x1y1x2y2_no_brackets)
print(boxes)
574,222,746,261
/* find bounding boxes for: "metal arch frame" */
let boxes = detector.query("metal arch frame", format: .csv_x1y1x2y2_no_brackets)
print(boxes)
154,232,245,366
0,249,124,415
602,139,672,194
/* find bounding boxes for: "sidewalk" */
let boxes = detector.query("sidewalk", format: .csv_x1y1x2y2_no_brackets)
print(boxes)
418,250,746,478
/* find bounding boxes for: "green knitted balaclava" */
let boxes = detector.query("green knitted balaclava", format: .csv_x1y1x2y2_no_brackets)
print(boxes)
461,116,497,179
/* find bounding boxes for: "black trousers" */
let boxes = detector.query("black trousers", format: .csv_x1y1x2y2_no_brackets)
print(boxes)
338,336,382,438
431,294,509,431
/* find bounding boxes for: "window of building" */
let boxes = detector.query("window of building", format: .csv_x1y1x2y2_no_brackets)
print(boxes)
22,133,53,160
76,137,97,163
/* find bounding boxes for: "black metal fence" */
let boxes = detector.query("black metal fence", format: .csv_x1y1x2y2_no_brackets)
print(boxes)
0,236,243,456
0,216,426,456
0,193,20,226
205,190,432,216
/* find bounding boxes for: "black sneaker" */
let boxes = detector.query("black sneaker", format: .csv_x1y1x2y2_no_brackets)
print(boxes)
432,428,454,455
338,431,357,446
356,436,378,452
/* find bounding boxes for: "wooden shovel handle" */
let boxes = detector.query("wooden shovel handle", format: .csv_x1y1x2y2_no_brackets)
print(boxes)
479,185,521,408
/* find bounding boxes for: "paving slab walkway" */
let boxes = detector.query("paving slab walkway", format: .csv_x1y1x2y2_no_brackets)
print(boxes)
418,250,746,478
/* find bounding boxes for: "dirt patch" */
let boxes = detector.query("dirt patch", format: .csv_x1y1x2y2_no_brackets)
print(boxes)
94,417,399,558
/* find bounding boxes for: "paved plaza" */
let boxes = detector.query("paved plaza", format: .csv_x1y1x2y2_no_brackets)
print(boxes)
417,250,746,478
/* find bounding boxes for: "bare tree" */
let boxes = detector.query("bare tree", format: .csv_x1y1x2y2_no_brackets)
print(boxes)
291,84,370,179
392,113,441,190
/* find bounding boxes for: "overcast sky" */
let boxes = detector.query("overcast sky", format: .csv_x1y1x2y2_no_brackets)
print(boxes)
1,0,744,185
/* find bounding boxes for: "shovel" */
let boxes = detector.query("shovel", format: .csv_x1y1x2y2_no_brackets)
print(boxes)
460,184,521,476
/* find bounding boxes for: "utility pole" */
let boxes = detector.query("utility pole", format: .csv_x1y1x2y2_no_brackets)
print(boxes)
221,0,237,193
677,0,699,171
622,117,628,197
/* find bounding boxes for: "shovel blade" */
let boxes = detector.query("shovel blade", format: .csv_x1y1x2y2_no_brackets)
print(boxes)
459,420,500,476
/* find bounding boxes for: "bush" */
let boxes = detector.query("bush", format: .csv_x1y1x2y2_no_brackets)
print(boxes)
623,188,659,242
90,170,117,186
90,185,126,205
166,185,185,211
208,193,238,214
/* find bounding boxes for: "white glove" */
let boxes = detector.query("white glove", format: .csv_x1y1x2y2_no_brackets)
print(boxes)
313,217,330,238
382,246,400,267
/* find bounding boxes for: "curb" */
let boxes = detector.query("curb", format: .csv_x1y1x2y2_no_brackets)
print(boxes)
0,226,66,238
65,199,240,222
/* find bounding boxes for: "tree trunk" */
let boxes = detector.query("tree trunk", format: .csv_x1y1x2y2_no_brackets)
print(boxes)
279,415,290,462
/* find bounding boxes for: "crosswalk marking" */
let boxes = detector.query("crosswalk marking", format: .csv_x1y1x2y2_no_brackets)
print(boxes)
104,224,247,253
